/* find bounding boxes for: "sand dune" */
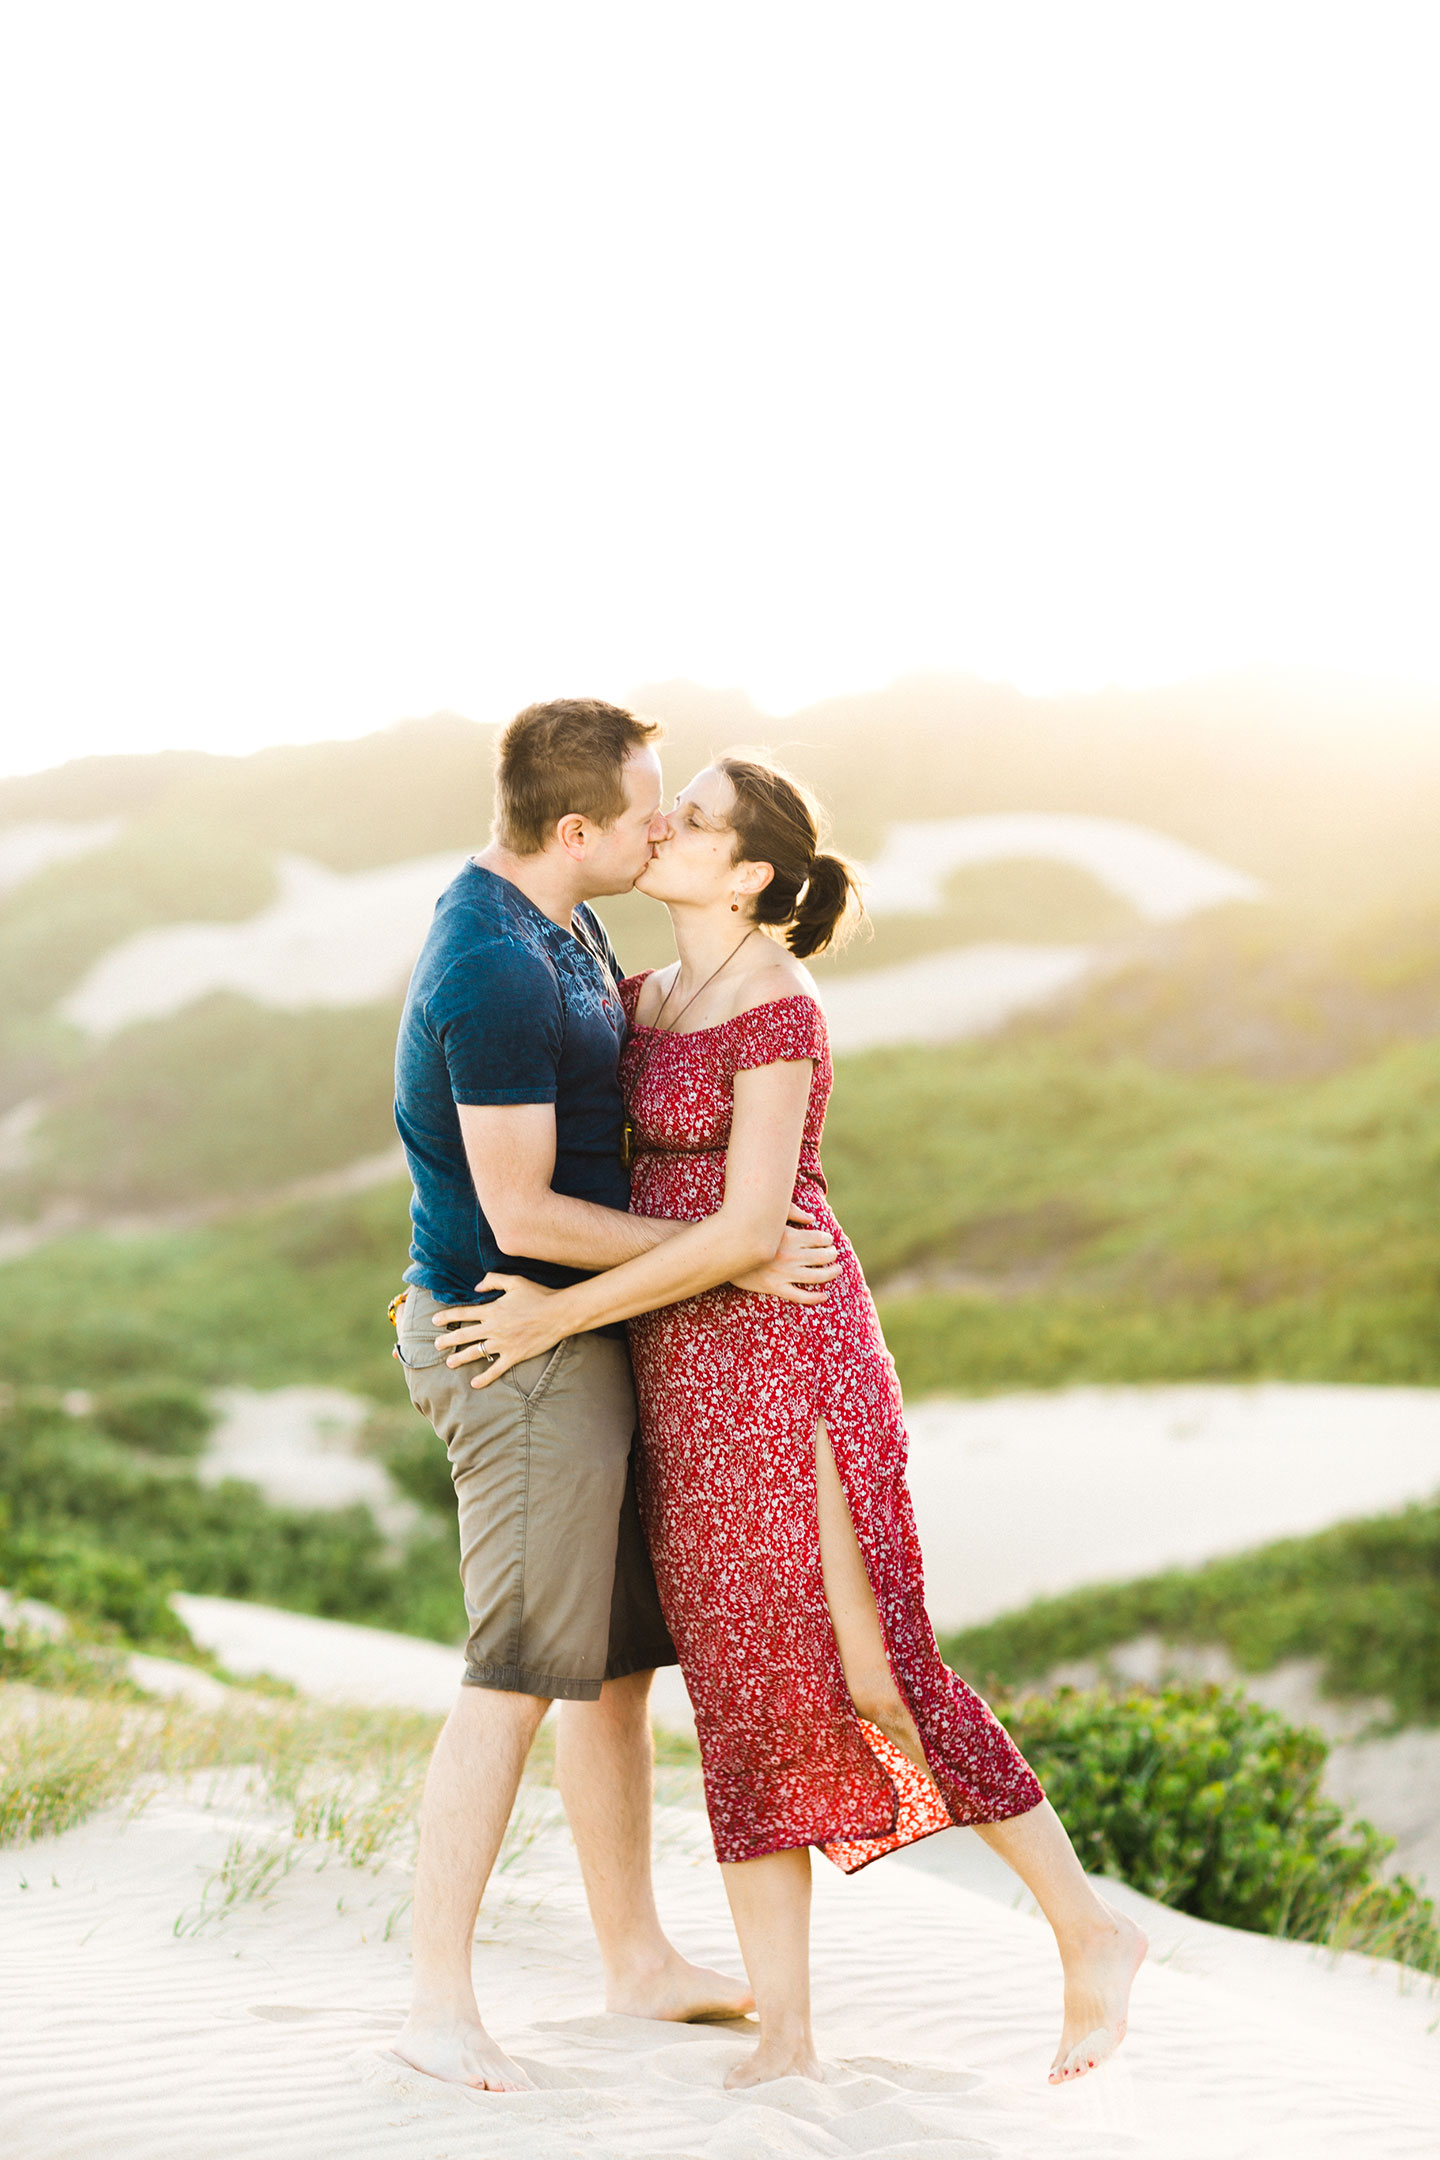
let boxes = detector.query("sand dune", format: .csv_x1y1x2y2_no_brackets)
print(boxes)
52,812,1259,1050
0,817,121,895
191,1377,1440,1639
202,1386,420,1540
903,1381,1440,1631
2,1776,1435,2160
818,942,1100,1051
60,851,468,1035
861,813,1264,920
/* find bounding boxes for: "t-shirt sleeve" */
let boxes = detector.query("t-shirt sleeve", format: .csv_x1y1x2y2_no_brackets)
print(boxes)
427,947,563,1105
728,995,828,1073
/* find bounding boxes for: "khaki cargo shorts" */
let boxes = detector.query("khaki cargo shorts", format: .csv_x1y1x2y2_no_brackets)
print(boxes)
394,1285,676,1700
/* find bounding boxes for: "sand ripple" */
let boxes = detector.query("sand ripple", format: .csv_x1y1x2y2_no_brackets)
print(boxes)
1,1785,1435,2159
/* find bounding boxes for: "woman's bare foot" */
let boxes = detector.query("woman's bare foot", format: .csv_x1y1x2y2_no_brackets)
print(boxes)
606,1950,755,2023
724,2031,823,2089
390,2011,533,2092
1048,1901,1147,2085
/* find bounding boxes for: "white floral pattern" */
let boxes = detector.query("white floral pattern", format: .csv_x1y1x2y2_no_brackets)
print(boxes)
620,976,1044,1872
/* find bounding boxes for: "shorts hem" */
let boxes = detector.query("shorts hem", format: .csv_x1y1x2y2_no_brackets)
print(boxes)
463,1661,603,1701
603,1646,681,1682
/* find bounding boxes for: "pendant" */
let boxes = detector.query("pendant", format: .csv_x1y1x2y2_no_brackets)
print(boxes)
620,1116,635,1171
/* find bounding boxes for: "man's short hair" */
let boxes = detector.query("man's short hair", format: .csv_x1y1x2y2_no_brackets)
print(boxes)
493,698,662,856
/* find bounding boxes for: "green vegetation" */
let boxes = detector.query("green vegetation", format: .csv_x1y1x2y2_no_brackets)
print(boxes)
3,1007,1440,1407
840,1030,1440,1394
16,994,405,1213
0,1655,699,1861
91,1379,217,1458
0,1391,465,1648
942,1497,1440,1724
0,1181,409,1399
0,1684,446,1854
999,1685,1438,1972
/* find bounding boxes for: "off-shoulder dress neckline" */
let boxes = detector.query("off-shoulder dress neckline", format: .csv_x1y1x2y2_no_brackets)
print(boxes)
623,970,822,1042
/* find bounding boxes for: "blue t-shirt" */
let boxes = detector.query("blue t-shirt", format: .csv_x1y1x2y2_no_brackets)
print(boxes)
395,862,631,1308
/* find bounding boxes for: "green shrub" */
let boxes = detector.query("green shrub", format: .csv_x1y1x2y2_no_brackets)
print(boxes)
0,1392,464,1647
91,1379,216,1458
2,1530,189,1644
942,1495,1440,1723
1000,1684,1439,1971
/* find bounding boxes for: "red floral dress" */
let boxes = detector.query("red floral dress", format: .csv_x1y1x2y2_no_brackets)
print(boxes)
619,976,1044,1871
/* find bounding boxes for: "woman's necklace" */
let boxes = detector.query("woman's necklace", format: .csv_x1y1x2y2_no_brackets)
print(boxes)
620,929,755,1170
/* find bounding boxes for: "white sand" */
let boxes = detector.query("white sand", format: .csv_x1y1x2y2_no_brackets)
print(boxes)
49,813,1259,1054
2,1776,1435,2160
904,1381,1440,1631
60,851,467,1035
16,1377,1440,2152
195,1375,1440,1640
172,1594,468,1714
818,942,1101,1051
0,817,121,895
202,1386,420,1540
861,812,1264,920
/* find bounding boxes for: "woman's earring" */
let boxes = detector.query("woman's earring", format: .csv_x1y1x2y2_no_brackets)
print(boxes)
730,897,740,912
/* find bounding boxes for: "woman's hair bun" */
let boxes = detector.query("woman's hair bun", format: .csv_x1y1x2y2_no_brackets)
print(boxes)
786,850,862,959
718,753,863,958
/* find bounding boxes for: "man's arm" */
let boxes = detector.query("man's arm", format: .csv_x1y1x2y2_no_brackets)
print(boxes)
458,1102,681,1269
446,1059,834,1385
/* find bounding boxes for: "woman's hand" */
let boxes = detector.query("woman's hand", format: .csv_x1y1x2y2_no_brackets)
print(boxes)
730,1208,840,1304
432,1275,567,1389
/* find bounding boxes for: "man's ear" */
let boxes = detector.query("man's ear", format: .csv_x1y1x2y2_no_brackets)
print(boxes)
555,812,589,861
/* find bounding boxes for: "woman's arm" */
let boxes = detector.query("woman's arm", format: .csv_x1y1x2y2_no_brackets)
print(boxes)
443,1057,819,1388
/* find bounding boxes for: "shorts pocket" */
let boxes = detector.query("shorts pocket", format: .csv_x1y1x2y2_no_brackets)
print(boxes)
395,1290,471,1371
395,1333,456,1370
502,1336,573,1403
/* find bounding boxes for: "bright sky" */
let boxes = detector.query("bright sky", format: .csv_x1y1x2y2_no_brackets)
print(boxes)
2,2,1438,777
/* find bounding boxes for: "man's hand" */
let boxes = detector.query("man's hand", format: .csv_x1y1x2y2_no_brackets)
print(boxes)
731,1209,840,1304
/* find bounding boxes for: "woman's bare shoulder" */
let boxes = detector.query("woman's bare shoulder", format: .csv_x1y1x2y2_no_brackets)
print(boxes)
732,954,821,1017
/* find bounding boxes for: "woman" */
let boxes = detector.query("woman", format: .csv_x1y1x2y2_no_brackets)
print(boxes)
453,752,1145,2089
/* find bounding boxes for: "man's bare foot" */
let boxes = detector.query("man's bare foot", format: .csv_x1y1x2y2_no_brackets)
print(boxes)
1048,1901,1147,2085
724,2033,823,2089
606,1949,754,2024
390,2011,533,2092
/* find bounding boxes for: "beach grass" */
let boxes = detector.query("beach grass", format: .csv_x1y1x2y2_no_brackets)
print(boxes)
3,1664,1434,1976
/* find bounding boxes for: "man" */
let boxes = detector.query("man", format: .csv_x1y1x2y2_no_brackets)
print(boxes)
390,697,836,2090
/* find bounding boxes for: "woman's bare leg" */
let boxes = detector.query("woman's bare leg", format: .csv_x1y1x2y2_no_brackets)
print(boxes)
814,1419,929,1773
975,1803,1146,2081
815,1419,1146,2085
718,1847,822,2088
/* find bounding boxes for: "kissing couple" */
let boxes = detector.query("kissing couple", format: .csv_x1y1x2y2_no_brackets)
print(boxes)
389,697,1144,2093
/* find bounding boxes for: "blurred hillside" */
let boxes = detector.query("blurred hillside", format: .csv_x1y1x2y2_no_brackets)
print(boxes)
1,671,1439,1403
